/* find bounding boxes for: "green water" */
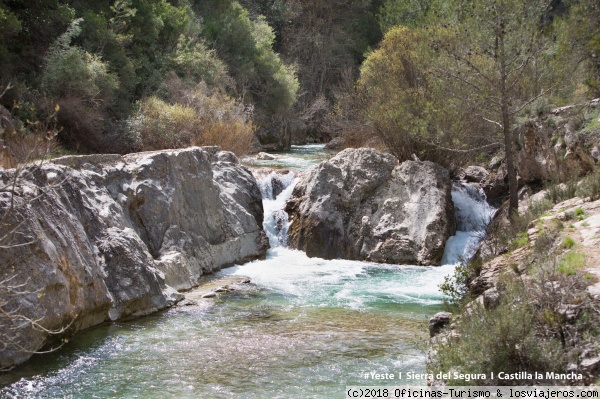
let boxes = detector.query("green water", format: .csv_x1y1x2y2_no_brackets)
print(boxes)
242,144,336,171
0,252,448,398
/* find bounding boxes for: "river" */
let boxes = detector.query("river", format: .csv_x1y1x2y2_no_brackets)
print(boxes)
0,145,495,398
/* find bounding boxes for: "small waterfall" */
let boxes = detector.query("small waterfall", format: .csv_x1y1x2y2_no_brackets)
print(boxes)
257,172,297,247
441,182,496,265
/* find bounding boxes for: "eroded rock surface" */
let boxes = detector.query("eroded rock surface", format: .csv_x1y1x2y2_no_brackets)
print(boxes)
286,148,455,265
0,147,268,369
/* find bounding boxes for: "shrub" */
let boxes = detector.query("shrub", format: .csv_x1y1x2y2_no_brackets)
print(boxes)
170,35,231,89
431,275,565,385
558,251,585,275
562,236,575,249
545,180,578,204
0,103,61,168
130,76,255,156
576,167,600,200
512,232,529,249
42,19,119,106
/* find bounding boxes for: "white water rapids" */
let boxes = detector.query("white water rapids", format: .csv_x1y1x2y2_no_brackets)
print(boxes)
0,146,497,399
222,172,496,311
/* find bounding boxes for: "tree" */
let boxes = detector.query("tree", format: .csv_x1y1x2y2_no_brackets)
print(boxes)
378,0,445,32
431,0,555,216
358,26,435,161
357,25,497,167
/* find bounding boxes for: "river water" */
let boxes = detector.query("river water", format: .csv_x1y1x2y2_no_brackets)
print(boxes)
0,145,495,399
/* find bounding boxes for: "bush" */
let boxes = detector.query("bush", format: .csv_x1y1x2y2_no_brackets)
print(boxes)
576,167,600,200
558,251,585,275
512,232,529,249
130,76,255,156
42,19,119,106
432,275,565,385
170,35,231,89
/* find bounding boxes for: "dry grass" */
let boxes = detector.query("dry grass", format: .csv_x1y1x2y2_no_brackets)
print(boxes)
131,74,255,156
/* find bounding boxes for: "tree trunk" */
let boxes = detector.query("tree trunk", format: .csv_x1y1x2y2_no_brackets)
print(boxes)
499,15,519,219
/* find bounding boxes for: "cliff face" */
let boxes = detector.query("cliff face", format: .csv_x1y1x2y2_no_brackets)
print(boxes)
0,147,268,370
286,148,455,265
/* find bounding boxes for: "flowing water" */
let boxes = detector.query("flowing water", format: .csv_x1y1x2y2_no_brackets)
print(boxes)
0,148,495,399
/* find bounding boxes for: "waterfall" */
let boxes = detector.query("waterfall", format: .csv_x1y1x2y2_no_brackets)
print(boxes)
441,182,496,265
257,172,297,247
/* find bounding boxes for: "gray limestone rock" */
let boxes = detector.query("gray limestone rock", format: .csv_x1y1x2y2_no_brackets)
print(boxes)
286,148,455,265
0,147,268,369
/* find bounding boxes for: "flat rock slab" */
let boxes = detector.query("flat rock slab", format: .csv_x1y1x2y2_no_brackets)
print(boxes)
185,276,255,302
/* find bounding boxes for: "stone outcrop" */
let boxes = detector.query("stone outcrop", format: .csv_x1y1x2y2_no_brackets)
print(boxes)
516,119,596,184
286,148,455,265
429,312,452,337
0,147,268,369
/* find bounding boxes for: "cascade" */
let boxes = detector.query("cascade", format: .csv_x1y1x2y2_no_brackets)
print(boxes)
441,182,496,265
257,171,297,247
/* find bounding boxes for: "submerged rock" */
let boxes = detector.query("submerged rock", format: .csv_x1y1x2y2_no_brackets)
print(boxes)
286,148,455,265
0,147,268,369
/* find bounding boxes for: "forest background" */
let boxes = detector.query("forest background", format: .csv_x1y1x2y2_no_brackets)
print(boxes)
0,0,598,196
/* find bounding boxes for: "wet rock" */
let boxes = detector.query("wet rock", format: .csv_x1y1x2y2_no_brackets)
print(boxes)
178,299,198,307
287,148,455,265
0,147,268,369
460,166,489,183
202,293,217,299
429,312,453,337
257,152,277,160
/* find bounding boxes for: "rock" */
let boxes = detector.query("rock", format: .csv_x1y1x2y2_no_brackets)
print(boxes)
429,312,452,337
177,299,198,307
580,356,600,373
460,166,489,183
516,119,595,184
256,170,294,200
257,152,277,160
286,148,455,265
0,105,15,140
325,137,345,150
483,287,500,309
0,146,268,369
202,293,217,299
480,169,508,206
489,153,505,170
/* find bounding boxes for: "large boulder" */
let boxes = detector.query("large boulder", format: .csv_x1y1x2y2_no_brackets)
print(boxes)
286,148,455,265
0,147,268,369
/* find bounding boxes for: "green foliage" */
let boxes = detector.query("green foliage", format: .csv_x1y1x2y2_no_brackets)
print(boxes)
576,167,600,200
562,236,575,249
378,0,445,32
440,257,482,306
196,1,298,115
170,36,230,88
358,26,444,162
545,180,578,204
558,251,585,276
511,232,529,249
431,276,565,385
42,19,119,105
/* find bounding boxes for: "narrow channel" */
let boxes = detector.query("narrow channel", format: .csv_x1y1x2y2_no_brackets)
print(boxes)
0,145,495,399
